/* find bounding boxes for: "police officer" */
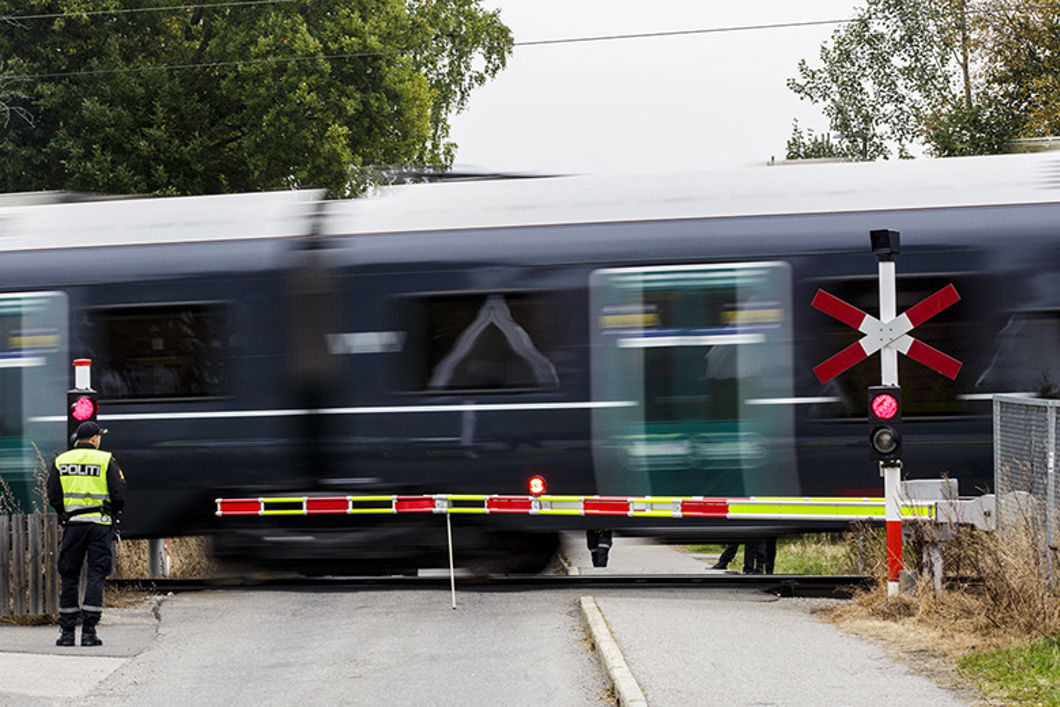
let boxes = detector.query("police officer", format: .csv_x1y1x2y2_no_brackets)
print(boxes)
47,421,127,647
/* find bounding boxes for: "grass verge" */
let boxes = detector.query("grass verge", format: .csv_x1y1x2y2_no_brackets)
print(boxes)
957,637,1060,706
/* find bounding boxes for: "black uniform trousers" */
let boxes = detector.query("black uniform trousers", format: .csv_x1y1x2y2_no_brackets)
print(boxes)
57,522,114,632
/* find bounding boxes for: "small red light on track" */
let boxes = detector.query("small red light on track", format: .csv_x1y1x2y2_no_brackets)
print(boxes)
528,475,546,495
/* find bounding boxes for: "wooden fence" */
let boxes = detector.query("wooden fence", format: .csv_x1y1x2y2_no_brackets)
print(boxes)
0,513,59,617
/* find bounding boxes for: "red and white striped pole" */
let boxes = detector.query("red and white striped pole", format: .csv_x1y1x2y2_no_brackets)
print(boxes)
877,245,903,597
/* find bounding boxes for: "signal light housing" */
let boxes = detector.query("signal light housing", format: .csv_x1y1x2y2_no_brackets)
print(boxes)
868,385,901,464
67,389,99,443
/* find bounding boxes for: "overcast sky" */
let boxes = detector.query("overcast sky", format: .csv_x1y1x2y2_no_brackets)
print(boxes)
449,1,861,175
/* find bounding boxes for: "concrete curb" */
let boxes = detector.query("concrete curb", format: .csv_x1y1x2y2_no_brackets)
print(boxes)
579,596,648,707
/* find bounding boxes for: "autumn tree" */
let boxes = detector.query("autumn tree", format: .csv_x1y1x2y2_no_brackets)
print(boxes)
977,0,1060,140
786,0,1018,160
0,0,512,197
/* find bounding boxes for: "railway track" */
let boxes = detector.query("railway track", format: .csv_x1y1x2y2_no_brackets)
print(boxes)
109,573,871,598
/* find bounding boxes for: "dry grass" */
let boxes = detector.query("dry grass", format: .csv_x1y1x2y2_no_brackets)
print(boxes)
832,517,1060,650
113,536,222,579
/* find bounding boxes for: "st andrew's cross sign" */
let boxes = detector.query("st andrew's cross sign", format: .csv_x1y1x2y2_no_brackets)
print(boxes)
811,284,963,384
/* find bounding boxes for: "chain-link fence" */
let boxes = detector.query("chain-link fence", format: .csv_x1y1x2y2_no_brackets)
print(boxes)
994,395,1060,552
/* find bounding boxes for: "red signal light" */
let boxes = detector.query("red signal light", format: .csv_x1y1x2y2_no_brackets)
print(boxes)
870,393,899,420
528,475,546,495
70,396,97,422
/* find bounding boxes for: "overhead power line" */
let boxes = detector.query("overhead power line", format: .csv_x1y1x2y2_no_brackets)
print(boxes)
3,17,853,82
515,19,848,47
9,7,1054,82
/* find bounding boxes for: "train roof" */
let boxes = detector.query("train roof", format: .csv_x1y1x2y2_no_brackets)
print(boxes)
0,189,321,253
329,152,1060,235
2,152,1060,252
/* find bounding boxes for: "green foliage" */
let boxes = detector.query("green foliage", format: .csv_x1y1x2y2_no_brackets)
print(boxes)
785,119,848,160
958,636,1060,706
978,0,1060,140
922,97,1020,157
787,0,965,160
789,0,1060,159
0,0,511,197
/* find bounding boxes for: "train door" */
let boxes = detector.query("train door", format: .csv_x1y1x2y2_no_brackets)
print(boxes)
589,263,796,496
0,292,68,510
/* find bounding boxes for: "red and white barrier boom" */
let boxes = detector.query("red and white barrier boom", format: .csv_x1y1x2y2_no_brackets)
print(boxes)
216,493,944,523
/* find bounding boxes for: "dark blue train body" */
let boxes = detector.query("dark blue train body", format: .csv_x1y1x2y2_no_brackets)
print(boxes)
2,154,1059,572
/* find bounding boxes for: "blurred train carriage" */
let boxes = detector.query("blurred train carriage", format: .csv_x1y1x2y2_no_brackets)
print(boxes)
2,153,1059,573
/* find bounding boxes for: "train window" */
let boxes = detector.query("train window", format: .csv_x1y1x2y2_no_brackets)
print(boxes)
399,292,561,394
975,311,1060,396
84,303,230,401
589,263,796,497
806,274,986,417
0,292,67,510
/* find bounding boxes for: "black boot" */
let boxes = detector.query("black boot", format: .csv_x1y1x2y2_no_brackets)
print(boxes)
56,630,75,647
81,627,103,647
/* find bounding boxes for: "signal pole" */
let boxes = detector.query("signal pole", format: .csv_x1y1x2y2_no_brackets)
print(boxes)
871,230,903,597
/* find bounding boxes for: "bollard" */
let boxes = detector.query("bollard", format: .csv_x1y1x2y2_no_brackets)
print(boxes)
148,538,170,578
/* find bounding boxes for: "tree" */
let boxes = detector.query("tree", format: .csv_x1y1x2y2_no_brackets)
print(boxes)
787,0,1017,160
784,119,848,160
977,0,1060,139
0,0,512,197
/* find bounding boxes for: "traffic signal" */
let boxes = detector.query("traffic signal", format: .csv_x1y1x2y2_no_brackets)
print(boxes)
868,386,901,463
67,388,98,444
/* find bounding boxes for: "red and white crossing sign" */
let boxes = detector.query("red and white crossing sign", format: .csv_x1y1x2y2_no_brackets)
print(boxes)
812,284,962,384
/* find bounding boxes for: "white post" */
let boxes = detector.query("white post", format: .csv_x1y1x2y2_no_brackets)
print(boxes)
879,258,902,597
447,512,457,609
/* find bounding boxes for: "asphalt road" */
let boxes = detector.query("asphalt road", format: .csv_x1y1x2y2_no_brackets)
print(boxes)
70,589,610,706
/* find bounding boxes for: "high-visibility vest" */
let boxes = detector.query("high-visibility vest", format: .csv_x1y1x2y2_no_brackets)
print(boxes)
55,447,113,525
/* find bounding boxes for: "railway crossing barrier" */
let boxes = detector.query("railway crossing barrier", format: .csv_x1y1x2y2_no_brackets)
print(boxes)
214,490,994,528
216,484,995,603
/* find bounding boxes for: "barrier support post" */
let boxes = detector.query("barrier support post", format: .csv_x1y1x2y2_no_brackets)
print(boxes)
878,243,902,597
446,511,456,609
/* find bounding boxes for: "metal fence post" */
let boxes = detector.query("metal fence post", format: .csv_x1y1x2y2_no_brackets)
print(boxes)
1049,405,1057,554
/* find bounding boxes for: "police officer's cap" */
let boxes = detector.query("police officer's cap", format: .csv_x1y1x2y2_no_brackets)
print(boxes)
75,421,108,439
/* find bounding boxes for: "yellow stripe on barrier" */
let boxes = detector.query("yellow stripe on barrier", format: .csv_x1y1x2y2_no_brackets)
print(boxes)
215,493,945,523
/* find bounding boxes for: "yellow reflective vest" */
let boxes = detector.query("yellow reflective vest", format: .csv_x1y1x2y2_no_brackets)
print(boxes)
55,447,114,525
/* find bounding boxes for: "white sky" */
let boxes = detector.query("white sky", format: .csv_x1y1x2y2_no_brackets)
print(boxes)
449,1,861,175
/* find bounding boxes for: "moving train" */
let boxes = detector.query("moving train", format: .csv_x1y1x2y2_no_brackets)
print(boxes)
2,152,1059,573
